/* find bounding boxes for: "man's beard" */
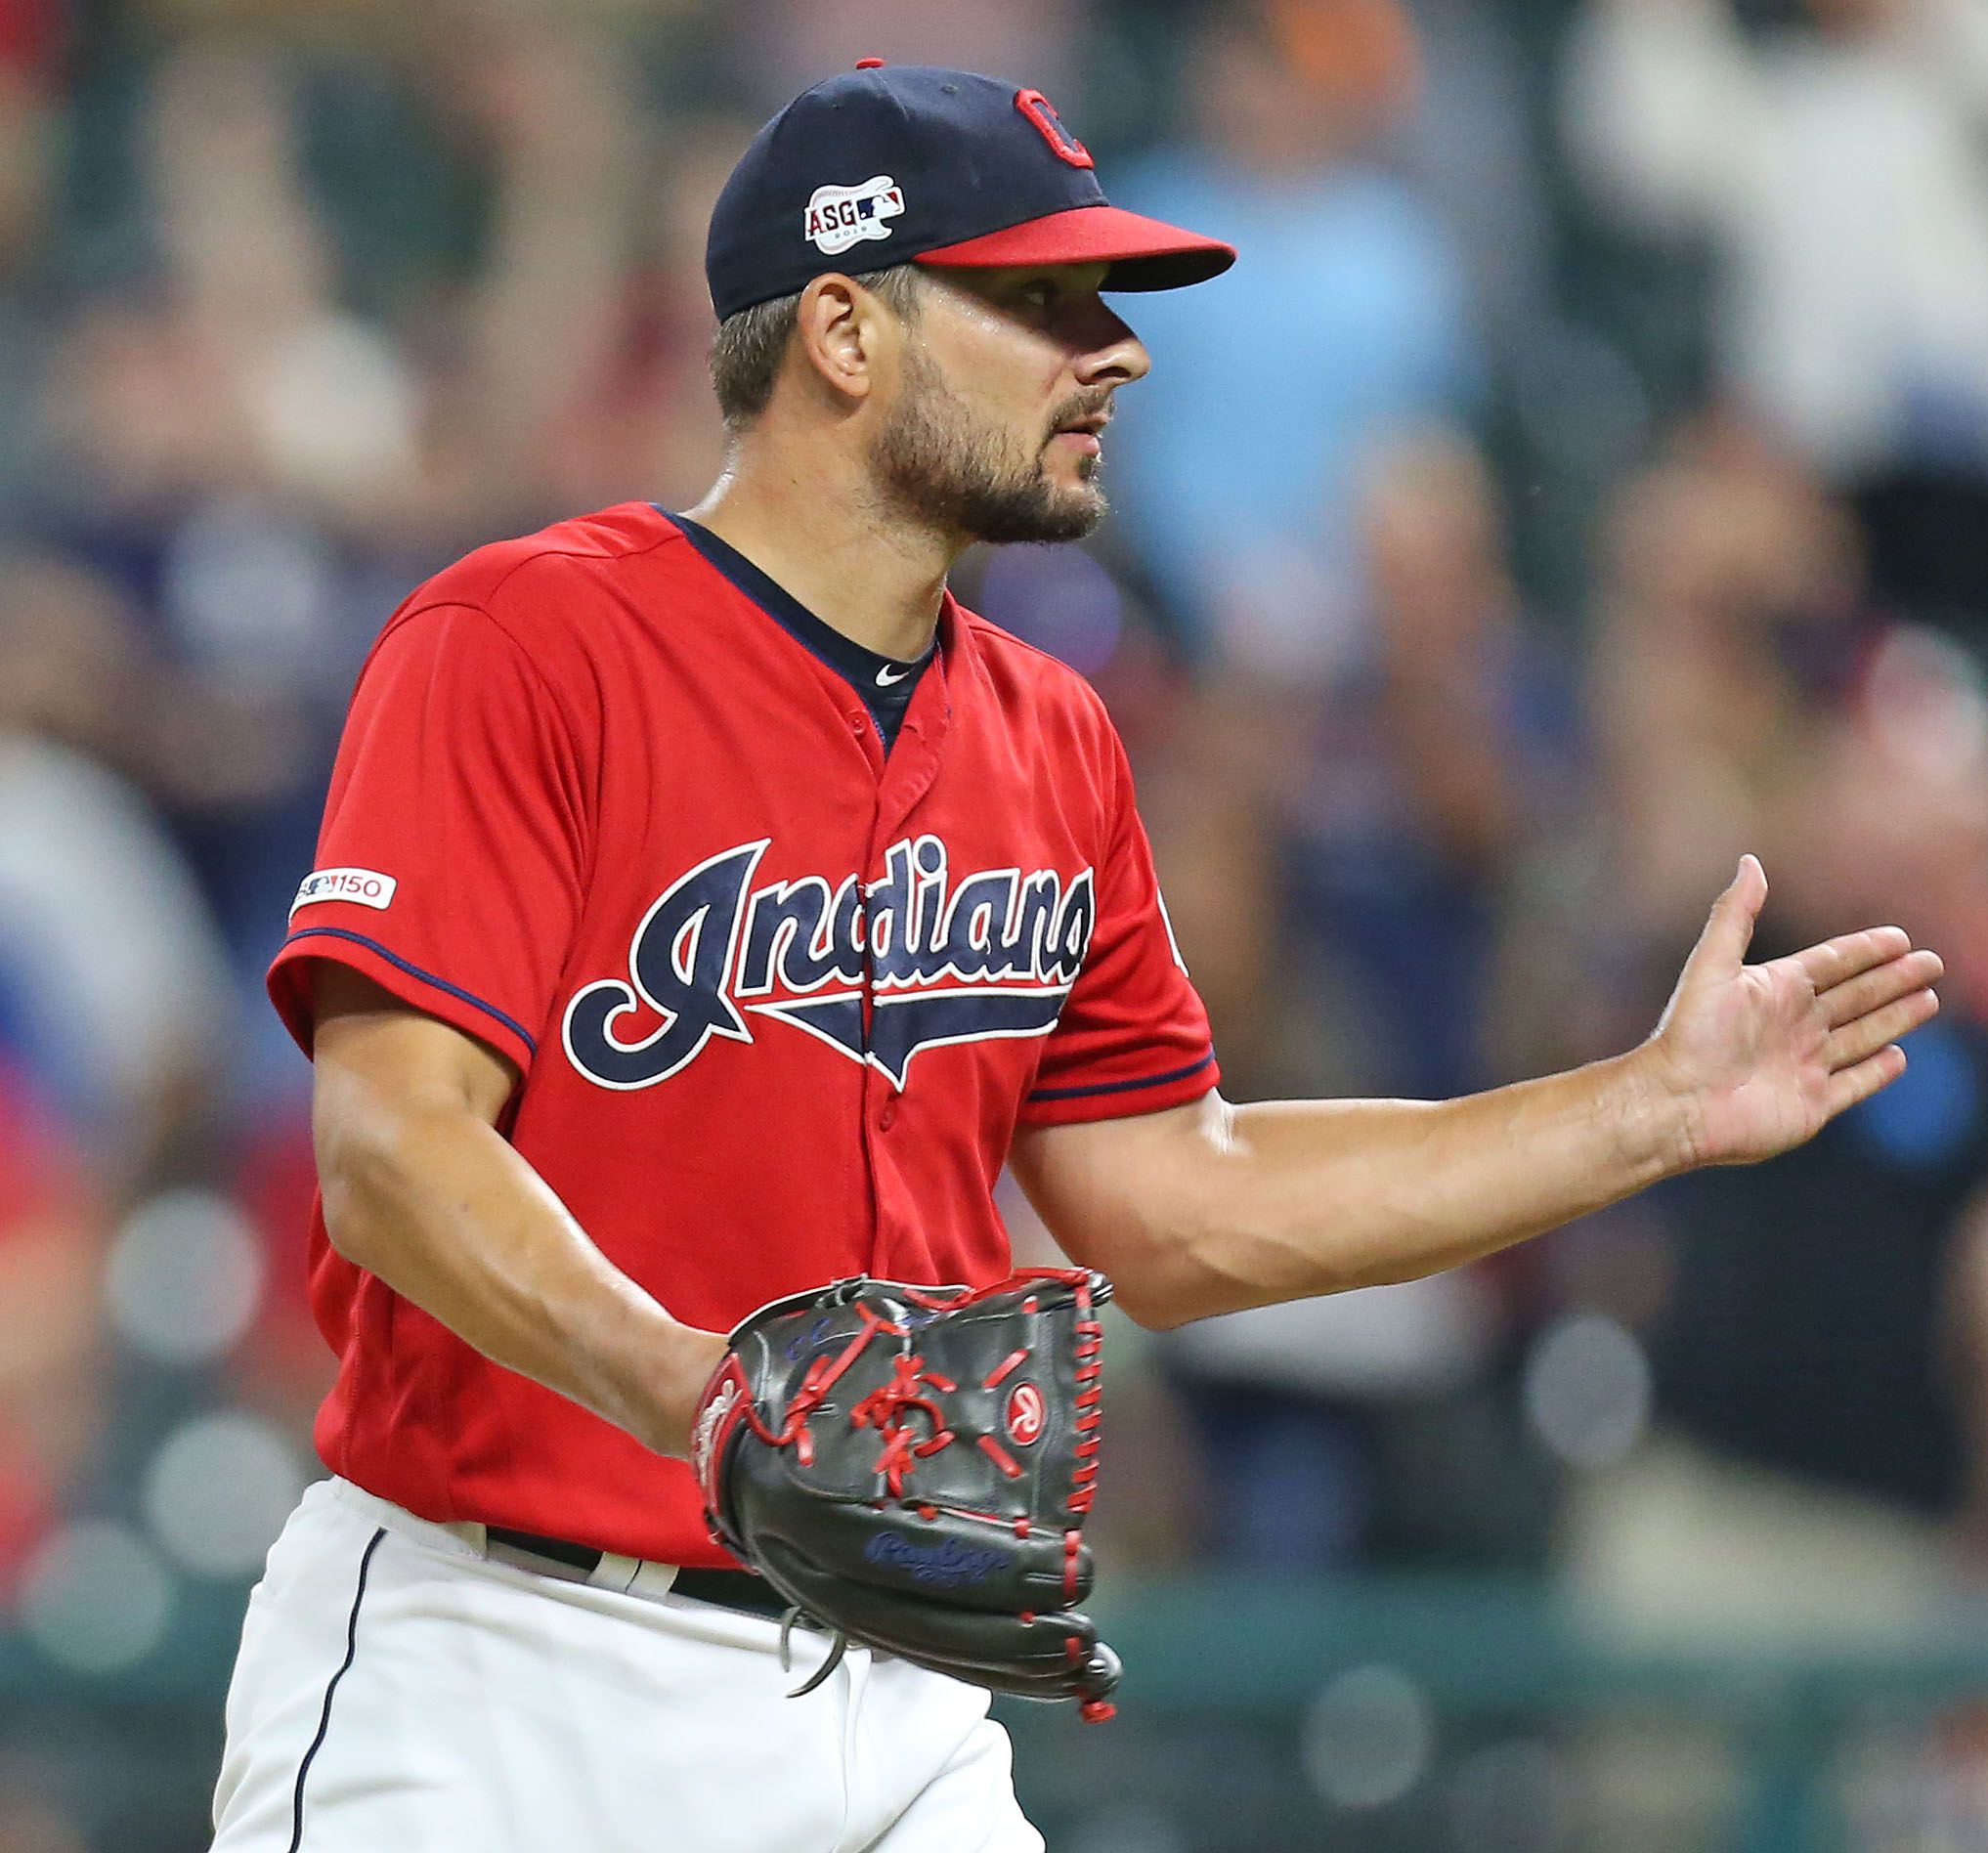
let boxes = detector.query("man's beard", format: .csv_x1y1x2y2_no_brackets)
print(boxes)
870,348,1107,546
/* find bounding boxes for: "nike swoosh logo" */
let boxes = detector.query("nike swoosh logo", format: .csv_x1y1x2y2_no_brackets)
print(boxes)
875,664,910,687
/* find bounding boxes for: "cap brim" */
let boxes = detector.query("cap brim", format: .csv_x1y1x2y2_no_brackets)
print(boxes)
916,204,1235,291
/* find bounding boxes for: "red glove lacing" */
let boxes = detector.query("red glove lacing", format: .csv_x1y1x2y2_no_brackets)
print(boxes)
850,1354,959,1494
733,1302,898,1468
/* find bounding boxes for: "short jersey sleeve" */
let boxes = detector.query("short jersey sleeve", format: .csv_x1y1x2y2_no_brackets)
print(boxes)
267,603,592,1075
1019,731,1218,1125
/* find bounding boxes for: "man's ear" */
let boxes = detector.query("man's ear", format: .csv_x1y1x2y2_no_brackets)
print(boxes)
792,274,891,406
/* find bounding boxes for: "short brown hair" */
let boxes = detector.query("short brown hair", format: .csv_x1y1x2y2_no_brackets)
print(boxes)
709,265,927,429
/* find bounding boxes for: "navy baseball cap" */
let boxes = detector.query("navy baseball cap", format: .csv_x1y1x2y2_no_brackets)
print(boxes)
706,63,1236,321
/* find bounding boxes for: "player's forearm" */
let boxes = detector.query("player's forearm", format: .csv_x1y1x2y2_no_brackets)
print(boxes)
1132,1047,1689,1325
317,1096,724,1459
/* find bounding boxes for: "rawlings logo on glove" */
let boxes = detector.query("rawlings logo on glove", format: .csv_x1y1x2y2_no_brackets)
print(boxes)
692,1270,1119,1721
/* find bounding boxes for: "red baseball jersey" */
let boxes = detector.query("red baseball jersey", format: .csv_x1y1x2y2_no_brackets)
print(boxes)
268,502,1218,1565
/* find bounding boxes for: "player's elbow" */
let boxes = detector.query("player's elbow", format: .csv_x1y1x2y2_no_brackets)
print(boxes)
1081,1199,1270,1331
1100,1237,1269,1331
314,1108,413,1273
1098,1269,1195,1332
311,1074,456,1274
1097,1182,1376,1329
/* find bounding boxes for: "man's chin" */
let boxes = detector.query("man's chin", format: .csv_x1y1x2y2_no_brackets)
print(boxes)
1038,472,1110,532
968,490,1106,546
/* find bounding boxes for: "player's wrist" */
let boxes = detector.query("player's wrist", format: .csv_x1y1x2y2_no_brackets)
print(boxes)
1605,1042,1706,1184
644,1323,731,1460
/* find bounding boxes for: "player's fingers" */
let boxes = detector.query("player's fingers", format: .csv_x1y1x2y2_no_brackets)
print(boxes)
1691,855,1766,974
1826,987,1939,1071
1793,926,1913,992
1817,947,1945,1028
1826,1044,1908,1119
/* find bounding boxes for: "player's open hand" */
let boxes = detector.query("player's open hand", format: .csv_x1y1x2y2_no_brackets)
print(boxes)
1645,856,1944,1168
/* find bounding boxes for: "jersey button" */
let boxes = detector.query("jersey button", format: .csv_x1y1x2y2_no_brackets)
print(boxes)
879,1099,898,1131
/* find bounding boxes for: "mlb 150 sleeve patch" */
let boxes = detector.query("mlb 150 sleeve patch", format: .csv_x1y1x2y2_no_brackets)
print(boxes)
290,869,399,915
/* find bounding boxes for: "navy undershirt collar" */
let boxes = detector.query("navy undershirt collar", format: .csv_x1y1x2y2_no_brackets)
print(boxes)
666,510,936,751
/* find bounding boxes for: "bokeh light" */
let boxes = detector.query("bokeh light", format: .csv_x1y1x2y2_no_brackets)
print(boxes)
1301,1663,1435,1810
141,1413,308,1578
1523,1313,1653,1471
105,1189,266,1367
19,1522,176,1675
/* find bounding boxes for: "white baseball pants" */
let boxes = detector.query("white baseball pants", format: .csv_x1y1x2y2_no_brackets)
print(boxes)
209,1478,1045,1852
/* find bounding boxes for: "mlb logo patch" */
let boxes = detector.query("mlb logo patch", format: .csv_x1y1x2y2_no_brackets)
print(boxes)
291,867,398,915
804,175,905,256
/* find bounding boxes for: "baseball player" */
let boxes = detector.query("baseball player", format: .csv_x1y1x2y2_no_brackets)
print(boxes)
209,63,1941,1853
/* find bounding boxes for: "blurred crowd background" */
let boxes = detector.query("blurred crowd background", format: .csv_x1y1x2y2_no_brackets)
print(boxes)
4,0,1988,1846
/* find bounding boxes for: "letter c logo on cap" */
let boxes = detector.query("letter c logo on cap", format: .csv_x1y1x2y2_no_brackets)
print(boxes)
1015,89,1094,169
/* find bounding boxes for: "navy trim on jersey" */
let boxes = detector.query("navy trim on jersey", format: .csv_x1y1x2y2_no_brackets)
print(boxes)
664,510,934,749
282,927,539,1056
288,1526,386,1853
1025,1051,1216,1103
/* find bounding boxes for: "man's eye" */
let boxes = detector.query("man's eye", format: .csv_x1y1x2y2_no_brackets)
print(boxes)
1018,282,1057,310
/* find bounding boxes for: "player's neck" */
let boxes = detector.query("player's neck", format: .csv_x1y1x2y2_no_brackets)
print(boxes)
683,455,954,662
